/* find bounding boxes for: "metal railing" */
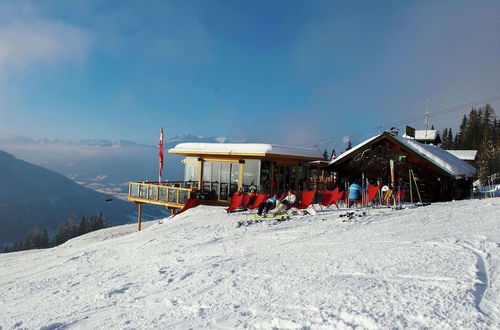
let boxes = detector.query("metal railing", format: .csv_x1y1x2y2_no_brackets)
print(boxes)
128,181,194,206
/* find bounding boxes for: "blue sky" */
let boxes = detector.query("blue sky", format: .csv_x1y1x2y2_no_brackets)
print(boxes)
1,0,499,152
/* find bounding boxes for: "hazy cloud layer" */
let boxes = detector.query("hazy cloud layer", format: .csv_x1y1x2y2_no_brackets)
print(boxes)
0,3,91,77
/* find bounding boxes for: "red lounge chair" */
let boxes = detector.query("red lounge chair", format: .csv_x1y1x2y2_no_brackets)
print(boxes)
394,190,406,203
226,193,243,213
241,194,251,209
297,190,316,209
173,198,200,216
337,191,345,205
248,193,269,210
318,188,340,210
362,184,381,205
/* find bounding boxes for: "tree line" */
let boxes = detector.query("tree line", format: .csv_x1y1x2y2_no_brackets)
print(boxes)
440,104,500,183
3,212,107,253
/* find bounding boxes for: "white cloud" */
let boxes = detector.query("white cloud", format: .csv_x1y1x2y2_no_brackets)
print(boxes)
0,18,91,76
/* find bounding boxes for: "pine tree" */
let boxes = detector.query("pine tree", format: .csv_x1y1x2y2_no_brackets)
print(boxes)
448,128,453,148
330,149,336,160
79,216,89,236
23,227,40,250
39,229,50,248
346,141,352,151
441,128,448,148
322,149,328,160
457,115,468,148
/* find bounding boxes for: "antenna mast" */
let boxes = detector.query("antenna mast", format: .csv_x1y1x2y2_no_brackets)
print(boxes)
425,98,430,138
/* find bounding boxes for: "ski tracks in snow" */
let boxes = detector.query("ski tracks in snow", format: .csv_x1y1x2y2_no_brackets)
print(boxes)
431,237,495,322
456,239,492,319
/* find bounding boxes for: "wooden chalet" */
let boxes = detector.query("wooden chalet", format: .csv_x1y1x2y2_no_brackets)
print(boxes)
327,132,476,202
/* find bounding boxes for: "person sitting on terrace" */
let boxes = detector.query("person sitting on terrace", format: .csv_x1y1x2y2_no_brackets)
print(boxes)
272,189,297,215
248,188,257,205
257,194,279,217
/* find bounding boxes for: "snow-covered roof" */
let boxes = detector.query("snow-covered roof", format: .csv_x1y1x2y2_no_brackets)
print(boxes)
392,135,476,178
403,130,439,141
445,150,478,161
331,134,381,164
169,143,322,159
332,132,476,178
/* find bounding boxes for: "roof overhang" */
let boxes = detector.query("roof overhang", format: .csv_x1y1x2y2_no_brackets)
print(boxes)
169,143,323,161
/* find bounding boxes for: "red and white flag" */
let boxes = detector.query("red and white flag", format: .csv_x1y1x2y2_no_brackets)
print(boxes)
158,127,164,182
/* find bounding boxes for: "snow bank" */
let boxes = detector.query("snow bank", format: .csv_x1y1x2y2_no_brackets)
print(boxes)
1,200,499,329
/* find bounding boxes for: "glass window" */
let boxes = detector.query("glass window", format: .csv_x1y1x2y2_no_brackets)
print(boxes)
184,157,199,182
139,185,148,198
203,162,211,182
260,161,271,192
229,162,239,196
243,159,260,190
148,186,157,200
159,187,167,201
212,162,220,184
130,184,139,197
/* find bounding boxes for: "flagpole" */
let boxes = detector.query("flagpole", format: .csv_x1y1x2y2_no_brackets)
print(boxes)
158,127,164,183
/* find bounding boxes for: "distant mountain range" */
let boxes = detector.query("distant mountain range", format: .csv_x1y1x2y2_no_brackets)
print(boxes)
0,133,227,148
0,150,164,246
0,133,230,200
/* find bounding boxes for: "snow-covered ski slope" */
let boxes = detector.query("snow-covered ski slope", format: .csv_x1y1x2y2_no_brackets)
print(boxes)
1,199,499,329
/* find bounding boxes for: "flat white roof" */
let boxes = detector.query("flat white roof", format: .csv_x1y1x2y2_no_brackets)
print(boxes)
403,130,439,141
445,150,478,161
169,143,323,159
332,133,476,178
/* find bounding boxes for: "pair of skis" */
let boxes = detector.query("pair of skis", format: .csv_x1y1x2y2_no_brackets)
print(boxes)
237,213,294,228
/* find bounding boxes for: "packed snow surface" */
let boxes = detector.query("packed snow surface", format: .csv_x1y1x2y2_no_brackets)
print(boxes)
169,143,322,158
1,199,499,329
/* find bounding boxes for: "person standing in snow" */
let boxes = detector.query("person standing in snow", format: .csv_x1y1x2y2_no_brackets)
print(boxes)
348,181,362,207
257,194,279,216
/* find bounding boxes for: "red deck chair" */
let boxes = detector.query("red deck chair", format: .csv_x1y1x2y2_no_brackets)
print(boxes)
394,190,406,204
318,188,337,210
174,198,200,216
337,191,345,206
366,184,381,203
248,193,268,210
241,193,251,209
297,190,316,209
226,193,243,213
343,190,349,206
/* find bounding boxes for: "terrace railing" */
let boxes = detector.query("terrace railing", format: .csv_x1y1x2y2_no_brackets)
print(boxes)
128,181,196,208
